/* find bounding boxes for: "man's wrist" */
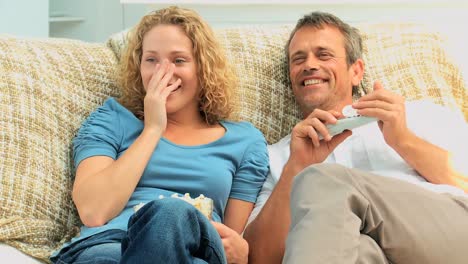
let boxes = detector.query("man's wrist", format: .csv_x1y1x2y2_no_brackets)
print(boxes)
391,130,418,155
283,159,309,181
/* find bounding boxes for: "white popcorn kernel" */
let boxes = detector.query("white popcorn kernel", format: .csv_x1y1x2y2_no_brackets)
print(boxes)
133,202,146,213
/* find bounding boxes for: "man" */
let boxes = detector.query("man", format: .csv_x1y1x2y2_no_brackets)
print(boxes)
243,11,468,264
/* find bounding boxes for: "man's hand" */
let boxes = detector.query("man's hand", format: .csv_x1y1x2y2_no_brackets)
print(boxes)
287,108,352,176
211,221,248,264
353,81,412,148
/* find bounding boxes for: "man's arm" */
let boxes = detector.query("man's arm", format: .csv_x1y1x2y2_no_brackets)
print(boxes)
243,164,296,264
355,81,468,192
244,109,351,264
392,133,467,192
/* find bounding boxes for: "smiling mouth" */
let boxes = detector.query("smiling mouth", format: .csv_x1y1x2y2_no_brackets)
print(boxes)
303,79,325,86
171,85,182,92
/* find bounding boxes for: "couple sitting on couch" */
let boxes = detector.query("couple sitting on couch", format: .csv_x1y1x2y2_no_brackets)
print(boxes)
51,6,468,264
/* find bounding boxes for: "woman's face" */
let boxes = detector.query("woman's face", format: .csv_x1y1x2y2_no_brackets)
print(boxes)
140,24,200,115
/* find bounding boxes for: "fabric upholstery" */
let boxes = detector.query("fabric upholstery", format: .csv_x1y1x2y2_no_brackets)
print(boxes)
359,23,466,120
0,36,120,262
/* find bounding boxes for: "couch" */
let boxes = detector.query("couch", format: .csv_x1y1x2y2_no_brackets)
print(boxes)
0,21,466,263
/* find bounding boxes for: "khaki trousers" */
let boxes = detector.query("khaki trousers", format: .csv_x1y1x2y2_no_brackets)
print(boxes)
283,164,468,264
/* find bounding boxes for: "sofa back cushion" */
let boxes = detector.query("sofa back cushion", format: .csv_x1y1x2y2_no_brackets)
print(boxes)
0,36,120,261
359,22,466,120
108,22,467,144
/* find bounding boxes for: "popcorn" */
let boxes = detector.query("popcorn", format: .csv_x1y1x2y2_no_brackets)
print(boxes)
133,202,146,212
133,193,213,220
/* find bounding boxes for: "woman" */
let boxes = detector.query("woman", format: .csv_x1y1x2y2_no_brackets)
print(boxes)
51,6,268,264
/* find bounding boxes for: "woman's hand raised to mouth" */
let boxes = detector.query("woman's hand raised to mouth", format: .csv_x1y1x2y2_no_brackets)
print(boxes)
144,60,181,135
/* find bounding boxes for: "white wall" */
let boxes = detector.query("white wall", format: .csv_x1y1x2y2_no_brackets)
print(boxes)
49,0,126,42
49,0,149,42
0,0,49,38
143,2,468,27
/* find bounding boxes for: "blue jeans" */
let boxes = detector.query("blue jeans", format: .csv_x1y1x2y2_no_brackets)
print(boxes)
51,199,227,264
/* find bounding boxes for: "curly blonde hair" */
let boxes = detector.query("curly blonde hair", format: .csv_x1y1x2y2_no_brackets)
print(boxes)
118,6,236,124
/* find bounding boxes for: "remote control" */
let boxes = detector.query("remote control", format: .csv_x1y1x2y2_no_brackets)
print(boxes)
319,116,377,139
319,105,378,139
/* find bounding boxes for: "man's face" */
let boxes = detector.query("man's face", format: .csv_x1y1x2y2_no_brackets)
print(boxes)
288,25,362,117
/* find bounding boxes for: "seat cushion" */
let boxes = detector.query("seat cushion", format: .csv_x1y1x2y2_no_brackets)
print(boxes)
0,243,41,263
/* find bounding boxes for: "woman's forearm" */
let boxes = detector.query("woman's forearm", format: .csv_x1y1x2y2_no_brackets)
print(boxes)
73,128,162,226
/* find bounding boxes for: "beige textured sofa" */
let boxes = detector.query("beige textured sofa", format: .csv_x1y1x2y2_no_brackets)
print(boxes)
0,22,466,263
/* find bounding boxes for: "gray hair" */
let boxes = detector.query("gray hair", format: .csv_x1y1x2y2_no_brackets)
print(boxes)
286,11,362,67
